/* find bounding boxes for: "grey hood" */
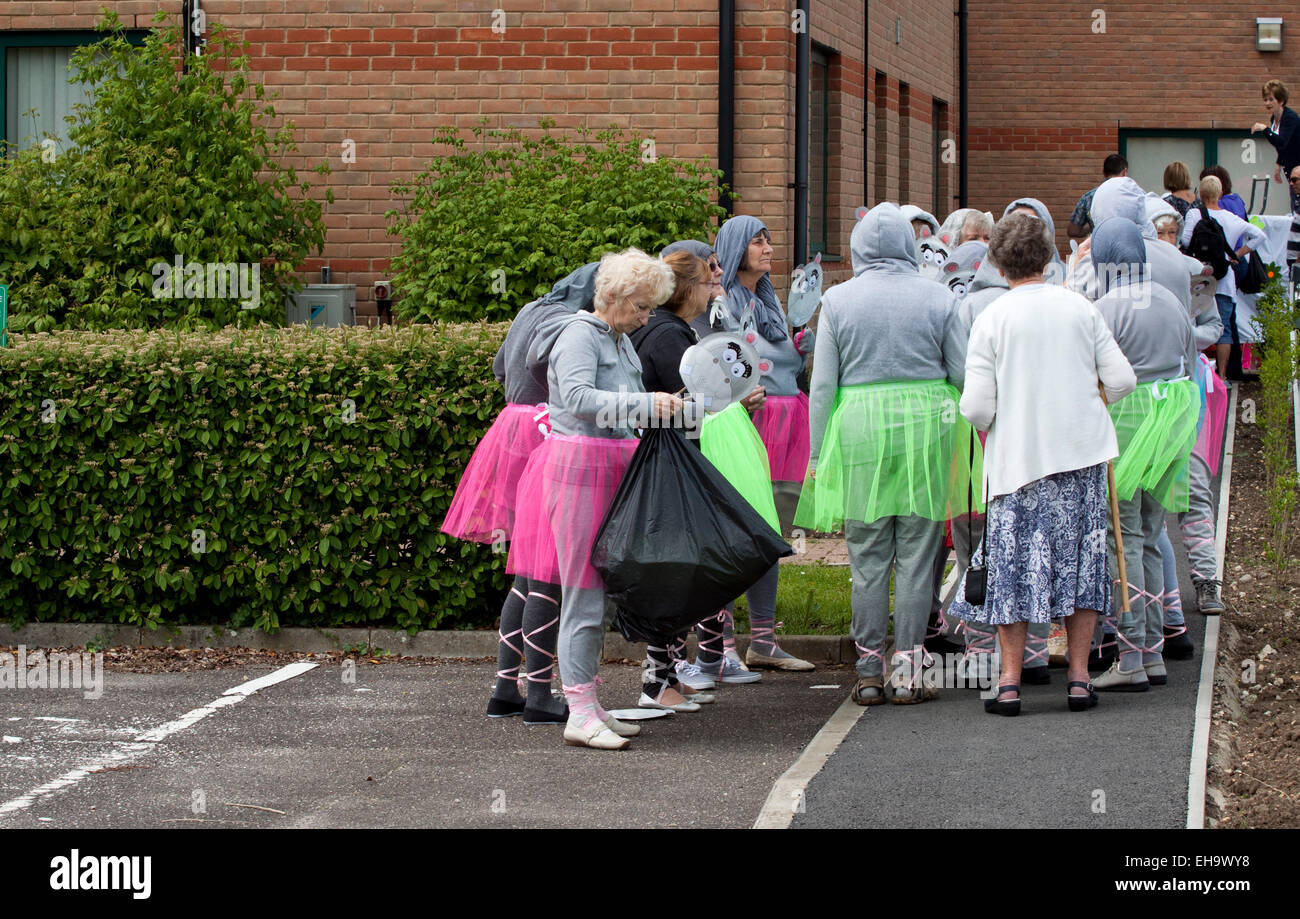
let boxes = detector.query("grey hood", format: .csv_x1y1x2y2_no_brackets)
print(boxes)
851,203,921,276
1003,197,1067,282
1090,177,1156,239
899,204,940,240
537,262,599,313
967,251,1009,295
1092,217,1148,296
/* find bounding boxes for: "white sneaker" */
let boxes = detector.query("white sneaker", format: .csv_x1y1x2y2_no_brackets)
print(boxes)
564,716,630,749
698,655,763,684
675,660,717,690
638,691,701,713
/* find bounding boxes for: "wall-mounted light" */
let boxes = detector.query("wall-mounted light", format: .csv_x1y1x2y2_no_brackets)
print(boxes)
1257,17,1283,52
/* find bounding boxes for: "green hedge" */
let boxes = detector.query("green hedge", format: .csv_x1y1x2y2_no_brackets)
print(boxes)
0,323,510,632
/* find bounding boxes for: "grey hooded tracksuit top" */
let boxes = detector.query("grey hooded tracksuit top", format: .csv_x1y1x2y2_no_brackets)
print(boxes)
492,262,599,404
1068,177,1223,347
530,311,653,439
1091,218,1197,384
808,203,967,466
693,214,808,396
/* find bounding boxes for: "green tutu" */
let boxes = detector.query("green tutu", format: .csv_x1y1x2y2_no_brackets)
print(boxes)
1109,379,1200,512
794,379,982,530
699,401,781,533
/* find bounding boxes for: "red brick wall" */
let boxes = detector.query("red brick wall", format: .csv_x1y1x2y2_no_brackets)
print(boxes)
966,1,1300,250
4,1,958,320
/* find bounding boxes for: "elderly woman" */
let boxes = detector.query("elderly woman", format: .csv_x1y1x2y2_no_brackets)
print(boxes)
442,262,597,724
949,213,1137,715
625,246,721,711
694,215,815,672
507,249,682,749
939,208,994,247
797,203,969,704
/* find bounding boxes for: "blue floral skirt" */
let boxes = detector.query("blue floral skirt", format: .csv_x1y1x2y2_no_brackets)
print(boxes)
950,463,1111,625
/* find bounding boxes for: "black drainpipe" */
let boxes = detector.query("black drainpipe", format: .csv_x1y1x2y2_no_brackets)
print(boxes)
863,2,869,206
958,0,968,207
793,0,810,266
719,0,735,216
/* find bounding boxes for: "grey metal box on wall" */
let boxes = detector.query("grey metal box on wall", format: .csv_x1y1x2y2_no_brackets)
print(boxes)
287,284,357,328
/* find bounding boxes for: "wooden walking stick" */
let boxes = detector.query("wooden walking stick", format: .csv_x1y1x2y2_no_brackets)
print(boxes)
1099,382,1130,613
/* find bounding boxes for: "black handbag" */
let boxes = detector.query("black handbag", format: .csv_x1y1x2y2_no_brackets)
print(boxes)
964,433,987,605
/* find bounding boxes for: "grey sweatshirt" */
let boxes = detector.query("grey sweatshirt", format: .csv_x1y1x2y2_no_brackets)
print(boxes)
1091,218,1197,384
809,203,966,465
955,255,1010,343
492,262,599,404
534,312,653,439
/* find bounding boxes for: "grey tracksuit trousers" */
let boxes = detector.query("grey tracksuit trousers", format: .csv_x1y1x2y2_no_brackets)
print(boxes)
846,515,944,678
1178,450,1217,583
1110,490,1167,661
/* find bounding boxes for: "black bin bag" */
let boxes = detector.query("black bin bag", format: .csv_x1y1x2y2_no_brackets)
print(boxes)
591,426,793,643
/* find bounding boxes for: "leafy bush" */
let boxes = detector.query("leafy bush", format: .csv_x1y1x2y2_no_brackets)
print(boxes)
387,120,728,323
0,323,510,632
0,12,330,332
1249,267,1300,567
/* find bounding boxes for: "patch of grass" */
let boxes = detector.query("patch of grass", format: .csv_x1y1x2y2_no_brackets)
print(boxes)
733,561,953,636
735,564,855,635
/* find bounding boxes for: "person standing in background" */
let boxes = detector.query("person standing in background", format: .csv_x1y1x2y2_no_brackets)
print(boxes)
1252,79,1300,215
1068,154,1128,240
1162,161,1196,220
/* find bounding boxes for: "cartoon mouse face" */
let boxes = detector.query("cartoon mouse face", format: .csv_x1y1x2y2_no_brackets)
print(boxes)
678,332,767,411
944,259,979,299
919,239,949,268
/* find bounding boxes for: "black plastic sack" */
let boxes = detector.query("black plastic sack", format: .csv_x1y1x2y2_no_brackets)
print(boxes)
591,427,793,643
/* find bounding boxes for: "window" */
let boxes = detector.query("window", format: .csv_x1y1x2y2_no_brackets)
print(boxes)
2,30,146,154
898,82,910,204
1120,128,1291,217
933,99,949,216
809,45,836,259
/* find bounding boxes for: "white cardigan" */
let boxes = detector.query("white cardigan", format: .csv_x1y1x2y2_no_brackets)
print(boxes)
961,283,1137,499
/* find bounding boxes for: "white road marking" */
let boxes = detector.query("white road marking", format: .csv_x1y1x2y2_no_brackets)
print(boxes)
0,662,318,818
753,694,865,829
1186,382,1236,830
3,736,21,744
34,717,84,723
809,685,842,690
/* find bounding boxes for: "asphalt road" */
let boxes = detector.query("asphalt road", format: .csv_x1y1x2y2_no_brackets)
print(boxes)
0,657,848,829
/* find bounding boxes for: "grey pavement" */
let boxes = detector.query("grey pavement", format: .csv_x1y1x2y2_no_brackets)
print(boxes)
0,657,849,829
791,466,1222,829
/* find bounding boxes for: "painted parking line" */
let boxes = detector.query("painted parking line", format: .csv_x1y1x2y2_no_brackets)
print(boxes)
753,693,865,829
0,662,318,817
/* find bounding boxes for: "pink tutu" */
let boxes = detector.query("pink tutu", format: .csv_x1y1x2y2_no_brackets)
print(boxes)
506,434,638,590
440,403,547,544
1194,366,1229,476
751,392,810,483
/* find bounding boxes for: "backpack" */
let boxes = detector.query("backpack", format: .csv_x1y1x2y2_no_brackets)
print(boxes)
1185,203,1233,280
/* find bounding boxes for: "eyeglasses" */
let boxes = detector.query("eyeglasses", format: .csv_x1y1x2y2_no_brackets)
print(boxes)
1290,176,1300,184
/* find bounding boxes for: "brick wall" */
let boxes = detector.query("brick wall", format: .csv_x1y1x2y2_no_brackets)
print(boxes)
966,1,1300,250
4,1,959,319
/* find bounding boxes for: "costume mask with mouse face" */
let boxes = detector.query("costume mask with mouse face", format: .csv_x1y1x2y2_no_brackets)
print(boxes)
678,330,768,413
918,234,952,280
943,257,980,299
787,252,824,327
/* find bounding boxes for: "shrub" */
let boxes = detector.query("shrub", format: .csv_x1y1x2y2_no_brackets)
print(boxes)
1249,267,1300,568
0,323,510,632
0,12,330,332
387,119,728,323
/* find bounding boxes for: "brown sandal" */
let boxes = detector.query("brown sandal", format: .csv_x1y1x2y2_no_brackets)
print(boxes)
852,676,886,706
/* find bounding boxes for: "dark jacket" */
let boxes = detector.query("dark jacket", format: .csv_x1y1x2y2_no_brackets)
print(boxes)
1264,106,1300,174
629,309,698,393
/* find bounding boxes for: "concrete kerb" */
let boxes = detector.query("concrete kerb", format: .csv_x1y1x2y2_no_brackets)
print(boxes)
0,623,857,665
